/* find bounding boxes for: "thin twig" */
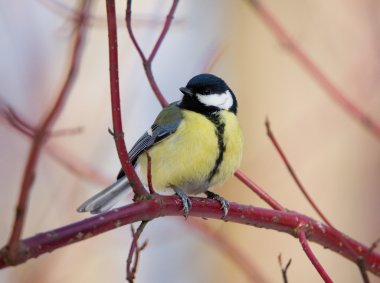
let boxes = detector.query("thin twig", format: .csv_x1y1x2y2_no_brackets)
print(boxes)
6,0,91,261
126,221,149,282
49,126,83,137
298,229,333,283
145,152,155,194
125,0,179,107
278,254,292,283
106,0,147,199
265,118,330,224
247,0,380,140
234,169,284,211
357,238,380,283
3,106,35,137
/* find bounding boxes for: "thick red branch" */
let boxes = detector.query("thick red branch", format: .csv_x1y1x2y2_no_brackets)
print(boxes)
106,0,147,198
0,196,379,277
248,0,380,140
6,0,91,261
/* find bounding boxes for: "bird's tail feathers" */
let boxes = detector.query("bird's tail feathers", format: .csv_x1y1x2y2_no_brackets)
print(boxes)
77,177,130,214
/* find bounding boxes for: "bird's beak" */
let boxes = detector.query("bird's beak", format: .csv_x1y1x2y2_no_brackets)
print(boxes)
179,87,194,96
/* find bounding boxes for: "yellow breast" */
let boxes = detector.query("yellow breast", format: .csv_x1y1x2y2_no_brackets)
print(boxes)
137,110,243,194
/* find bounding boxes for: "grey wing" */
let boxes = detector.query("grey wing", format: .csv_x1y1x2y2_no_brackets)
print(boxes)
116,120,182,179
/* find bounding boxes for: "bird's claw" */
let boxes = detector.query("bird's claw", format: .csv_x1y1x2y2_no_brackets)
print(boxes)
205,191,230,219
173,187,192,219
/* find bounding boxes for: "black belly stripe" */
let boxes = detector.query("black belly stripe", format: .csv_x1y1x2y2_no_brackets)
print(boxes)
206,113,226,183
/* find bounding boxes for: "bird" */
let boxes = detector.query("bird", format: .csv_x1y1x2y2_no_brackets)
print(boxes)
77,73,243,218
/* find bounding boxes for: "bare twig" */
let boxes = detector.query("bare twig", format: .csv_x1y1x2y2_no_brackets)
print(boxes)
298,229,333,283
125,0,179,107
357,238,380,283
278,254,292,283
126,221,149,283
145,152,155,194
247,0,380,140
265,118,330,224
2,106,35,137
49,126,83,137
106,0,147,199
6,0,91,261
234,169,284,210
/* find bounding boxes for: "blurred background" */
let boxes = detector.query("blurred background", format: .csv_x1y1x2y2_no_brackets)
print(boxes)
1,0,380,282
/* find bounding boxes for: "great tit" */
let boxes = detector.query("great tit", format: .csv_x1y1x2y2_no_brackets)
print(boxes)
77,73,243,217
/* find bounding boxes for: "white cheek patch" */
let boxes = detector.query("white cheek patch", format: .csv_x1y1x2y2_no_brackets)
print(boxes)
196,90,233,110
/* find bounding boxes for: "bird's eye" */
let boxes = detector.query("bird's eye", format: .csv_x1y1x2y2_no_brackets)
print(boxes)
204,89,211,94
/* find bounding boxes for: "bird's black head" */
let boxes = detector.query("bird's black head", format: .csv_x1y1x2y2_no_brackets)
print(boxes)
179,73,237,114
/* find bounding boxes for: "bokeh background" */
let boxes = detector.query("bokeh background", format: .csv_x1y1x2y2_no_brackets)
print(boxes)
1,0,380,282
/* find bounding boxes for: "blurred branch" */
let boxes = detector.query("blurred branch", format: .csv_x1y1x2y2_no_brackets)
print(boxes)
39,0,185,29
106,0,147,199
190,219,271,283
201,43,228,73
1,196,380,277
247,0,380,140
298,229,333,282
5,0,91,262
0,105,112,187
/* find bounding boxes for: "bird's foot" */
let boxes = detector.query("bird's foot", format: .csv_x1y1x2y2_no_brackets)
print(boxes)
173,187,192,219
205,191,229,219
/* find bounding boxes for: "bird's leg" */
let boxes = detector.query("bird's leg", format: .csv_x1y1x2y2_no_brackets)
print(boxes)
172,187,192,219
205,191,229,219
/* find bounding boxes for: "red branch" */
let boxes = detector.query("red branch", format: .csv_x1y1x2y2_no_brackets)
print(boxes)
298,230,333,283
248,0,380,140
6,0,91,261
1,196,379,276
125,0,179,108
106,0,147,198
